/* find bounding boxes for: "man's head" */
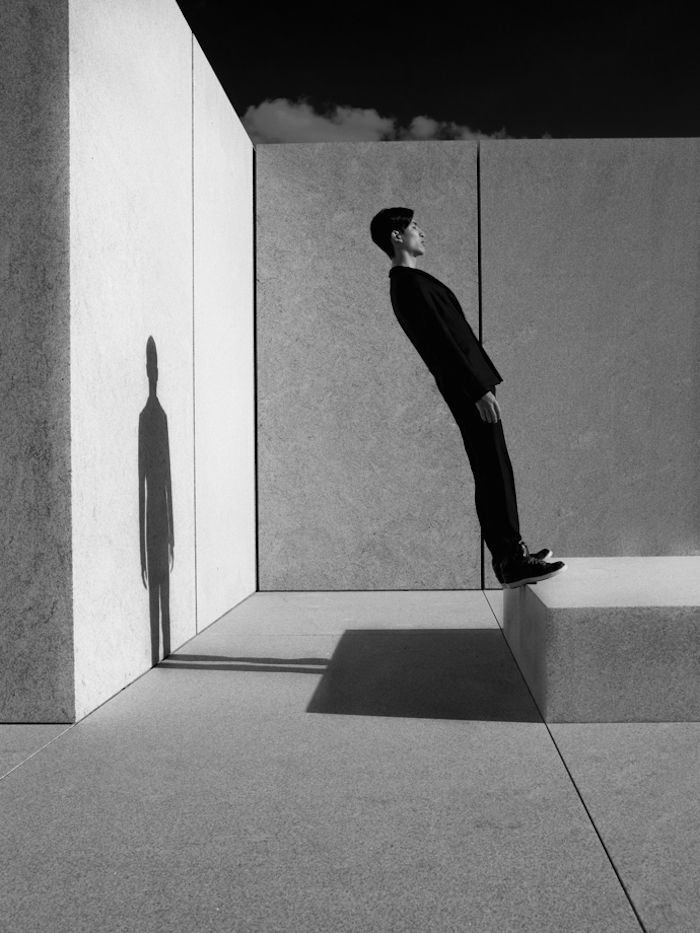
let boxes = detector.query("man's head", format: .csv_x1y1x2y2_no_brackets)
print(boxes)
370,207,425,260
146,336,158,386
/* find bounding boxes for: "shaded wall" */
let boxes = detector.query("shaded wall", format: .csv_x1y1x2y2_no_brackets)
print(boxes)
0,1,74,721
480,139,700,586
193,41,256,625
256,142,482,590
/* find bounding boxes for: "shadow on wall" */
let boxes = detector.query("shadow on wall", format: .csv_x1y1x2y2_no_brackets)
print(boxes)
308,629,541,722
139,336,174,667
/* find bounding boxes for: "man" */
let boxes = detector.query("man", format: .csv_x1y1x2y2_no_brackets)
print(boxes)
370,206,566,588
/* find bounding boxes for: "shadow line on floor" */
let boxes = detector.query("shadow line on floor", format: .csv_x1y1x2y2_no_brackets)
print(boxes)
159,654,328,675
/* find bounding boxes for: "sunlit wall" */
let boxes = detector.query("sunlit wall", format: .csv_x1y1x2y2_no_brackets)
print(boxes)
256,139,700,590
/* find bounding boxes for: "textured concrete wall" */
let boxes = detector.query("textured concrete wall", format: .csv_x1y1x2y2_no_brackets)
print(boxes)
1,0,255,722
69,0,196,718
0,1,74,721
257,139,700,590
256,142,482,589
480,139,700,585
193,41,256,626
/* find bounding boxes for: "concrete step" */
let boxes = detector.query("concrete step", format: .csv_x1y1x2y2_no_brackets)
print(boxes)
503,557,700,722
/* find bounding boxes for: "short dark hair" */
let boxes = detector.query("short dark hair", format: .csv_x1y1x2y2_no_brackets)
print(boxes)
370,207,414,259
146,335,158,375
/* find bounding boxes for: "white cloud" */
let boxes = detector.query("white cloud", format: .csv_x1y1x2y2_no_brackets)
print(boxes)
242,98,510,144
405,115,445,139
242,99,393,144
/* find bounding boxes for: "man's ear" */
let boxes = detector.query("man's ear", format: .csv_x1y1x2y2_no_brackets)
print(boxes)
391,229,403,245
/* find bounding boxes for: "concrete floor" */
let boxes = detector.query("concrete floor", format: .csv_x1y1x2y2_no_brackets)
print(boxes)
2,590,698,933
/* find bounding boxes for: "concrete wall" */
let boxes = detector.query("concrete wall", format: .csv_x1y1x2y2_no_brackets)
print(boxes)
193,40,256,625
256,139,700,589
69,2,257,720
256,142,482,590
69,0,196,719
480,139,700,585
0,1,74,721
0,0,256,721
5,2,698,719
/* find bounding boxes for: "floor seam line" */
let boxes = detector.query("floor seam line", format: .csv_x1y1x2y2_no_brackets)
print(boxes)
480,592,649,932
0,725,74,784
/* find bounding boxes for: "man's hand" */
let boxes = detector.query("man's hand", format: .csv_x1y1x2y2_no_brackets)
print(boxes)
475,391,501,424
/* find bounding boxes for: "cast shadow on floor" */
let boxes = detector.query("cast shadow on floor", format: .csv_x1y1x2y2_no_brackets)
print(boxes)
307,628,541,722
157,631,541,722
158,654,328,674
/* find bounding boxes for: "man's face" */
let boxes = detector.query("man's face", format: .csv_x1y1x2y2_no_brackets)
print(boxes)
393,218,425,257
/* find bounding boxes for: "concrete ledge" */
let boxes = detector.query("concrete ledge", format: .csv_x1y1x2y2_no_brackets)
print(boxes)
503,557,700,722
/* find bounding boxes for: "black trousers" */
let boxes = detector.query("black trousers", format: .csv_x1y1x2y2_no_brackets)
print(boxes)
442,387,521,563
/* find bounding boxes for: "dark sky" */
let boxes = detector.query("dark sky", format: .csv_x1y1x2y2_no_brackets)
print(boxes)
175,1,699,139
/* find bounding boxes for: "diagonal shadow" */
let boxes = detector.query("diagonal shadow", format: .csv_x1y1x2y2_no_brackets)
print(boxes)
158,654,328,674
307,628,541,722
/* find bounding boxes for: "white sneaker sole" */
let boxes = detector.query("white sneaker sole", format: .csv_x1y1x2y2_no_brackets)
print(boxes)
502,563,567,589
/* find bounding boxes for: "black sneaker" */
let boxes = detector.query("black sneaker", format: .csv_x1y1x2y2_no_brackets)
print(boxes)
491,548,553,584
501,555,567,588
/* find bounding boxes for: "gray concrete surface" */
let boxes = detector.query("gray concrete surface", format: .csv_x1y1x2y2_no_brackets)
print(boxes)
193,37,256,625
1,591,672,932
256,139,700,594
480,139,700,589
0,725,71,779
551,722,700,933
0,0,74,721
502,558,700,721
256,142,483,590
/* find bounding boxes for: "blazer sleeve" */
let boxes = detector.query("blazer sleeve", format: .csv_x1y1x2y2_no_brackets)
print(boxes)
393,273,493,403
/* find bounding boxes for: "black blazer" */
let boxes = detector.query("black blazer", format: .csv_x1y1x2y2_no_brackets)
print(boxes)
389,265,502,404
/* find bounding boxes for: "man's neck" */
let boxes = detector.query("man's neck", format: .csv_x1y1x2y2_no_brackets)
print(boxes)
391,255,419,269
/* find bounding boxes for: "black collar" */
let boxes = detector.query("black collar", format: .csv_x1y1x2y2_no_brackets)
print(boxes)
388,266,445,287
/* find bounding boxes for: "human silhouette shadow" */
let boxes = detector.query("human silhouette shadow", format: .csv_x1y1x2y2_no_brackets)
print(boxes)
139,337,173,666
